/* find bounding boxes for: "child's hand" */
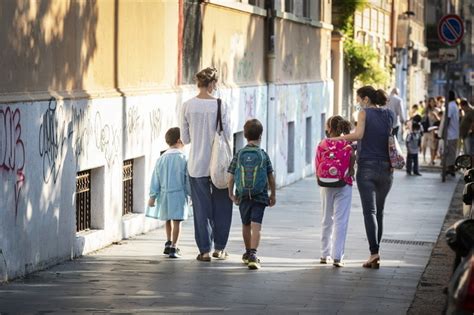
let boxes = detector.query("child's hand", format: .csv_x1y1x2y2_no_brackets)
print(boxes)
269,194,276,207
148,198,156,207
229,193,239,205
349,168,355,177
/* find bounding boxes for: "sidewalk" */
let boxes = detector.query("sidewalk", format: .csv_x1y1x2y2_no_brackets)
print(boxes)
0,171,458,314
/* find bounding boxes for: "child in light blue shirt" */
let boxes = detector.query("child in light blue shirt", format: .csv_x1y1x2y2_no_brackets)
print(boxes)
147,127,190,258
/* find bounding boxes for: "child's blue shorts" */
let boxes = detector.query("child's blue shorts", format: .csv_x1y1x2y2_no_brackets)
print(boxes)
239,199,266,225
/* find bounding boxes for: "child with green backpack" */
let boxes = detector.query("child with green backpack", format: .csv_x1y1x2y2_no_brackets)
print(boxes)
227,119,276,270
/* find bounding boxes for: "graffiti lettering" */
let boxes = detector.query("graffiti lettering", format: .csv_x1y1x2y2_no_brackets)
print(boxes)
126,106,140,135
244,91,256,119
38,98,72,184
282,54,294,77
71,105,91,162
236,52,253,81
0,107,25,218
149,108,161,140
94,112,118,167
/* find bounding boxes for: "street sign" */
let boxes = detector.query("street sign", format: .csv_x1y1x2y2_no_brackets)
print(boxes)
438,14,465,46
439,48,458,62
435,79,447,85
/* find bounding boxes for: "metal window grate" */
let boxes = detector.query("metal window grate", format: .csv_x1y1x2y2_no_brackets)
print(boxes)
380,239,435,247
76,170,91,232
123,160,133,215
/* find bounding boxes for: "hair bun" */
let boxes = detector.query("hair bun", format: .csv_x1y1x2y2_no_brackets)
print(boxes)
374,89,388,106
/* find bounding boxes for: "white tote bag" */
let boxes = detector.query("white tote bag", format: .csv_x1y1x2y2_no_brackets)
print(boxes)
210,99,232,189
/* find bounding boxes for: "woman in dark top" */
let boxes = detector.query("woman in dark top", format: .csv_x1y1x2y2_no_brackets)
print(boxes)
333,86,394,269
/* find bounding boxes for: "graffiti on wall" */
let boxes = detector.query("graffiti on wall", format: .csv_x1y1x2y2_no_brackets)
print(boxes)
149,108,161,141
93,112,119,168
0,107,25,218
71,105,91,163
38,98,73,184
126,106,141,142
244,90,256,120
236,52,253,82
282,53,294,78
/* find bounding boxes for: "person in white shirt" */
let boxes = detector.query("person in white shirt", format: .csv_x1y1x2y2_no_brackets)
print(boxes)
444,90,460,176
179,67,233,262
386,88,406,138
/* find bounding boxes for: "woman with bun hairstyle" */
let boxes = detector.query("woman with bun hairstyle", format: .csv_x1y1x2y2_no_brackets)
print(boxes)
332,86,395,269
179,67,233,262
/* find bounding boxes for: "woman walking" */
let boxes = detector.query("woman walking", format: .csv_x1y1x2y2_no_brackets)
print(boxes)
179,67,233,262
421,97,440,165
333,86,394,269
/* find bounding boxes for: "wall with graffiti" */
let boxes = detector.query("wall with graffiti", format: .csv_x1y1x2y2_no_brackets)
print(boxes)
273,81,334,187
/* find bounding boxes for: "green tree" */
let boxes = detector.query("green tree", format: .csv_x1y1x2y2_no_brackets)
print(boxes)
333,0,390,87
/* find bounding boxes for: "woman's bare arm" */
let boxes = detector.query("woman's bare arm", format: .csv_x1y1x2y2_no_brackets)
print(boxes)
333,110,366,141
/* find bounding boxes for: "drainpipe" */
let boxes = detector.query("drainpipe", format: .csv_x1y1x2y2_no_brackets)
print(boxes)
265,0,277,170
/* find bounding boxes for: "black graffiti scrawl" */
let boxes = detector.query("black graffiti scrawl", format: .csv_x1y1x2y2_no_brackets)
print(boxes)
38,97,73,184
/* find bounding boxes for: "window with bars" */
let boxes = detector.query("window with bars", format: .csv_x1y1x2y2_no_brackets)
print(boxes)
123,159,134,215
76,170,91,232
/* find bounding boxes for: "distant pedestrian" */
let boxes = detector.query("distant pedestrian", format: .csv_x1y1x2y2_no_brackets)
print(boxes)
444,91,460,176
227,119,276,270
179,67,233,262
147,127,190,259
332,86,394,269
406,122,422,176
386,88,406,138
421,97,440,165
459,99,474,155
316,116,355,267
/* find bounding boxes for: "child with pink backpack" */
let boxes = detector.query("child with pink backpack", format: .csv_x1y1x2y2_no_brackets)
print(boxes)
315,115,355,267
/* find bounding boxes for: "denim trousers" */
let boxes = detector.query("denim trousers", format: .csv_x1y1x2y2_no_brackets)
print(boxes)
356,160,393,255
189,176,233,253
320,185,352,261
406,153,419,174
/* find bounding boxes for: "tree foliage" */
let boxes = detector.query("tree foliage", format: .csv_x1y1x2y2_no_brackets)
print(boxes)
333,0,390,87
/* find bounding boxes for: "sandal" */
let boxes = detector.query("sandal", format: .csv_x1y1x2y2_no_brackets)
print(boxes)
212,250,229,260
196,253,211,262
362,255,380,269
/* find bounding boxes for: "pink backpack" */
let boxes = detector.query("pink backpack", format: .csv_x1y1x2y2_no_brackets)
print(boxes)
315,139,352,187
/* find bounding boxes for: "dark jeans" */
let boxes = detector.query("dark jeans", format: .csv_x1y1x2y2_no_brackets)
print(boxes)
406,153,419,174
356,160,393,255
189,177,233,253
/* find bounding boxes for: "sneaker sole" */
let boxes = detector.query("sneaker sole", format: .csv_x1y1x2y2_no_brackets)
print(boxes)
169,254,181,259
248,262,260,270
242,259,249,265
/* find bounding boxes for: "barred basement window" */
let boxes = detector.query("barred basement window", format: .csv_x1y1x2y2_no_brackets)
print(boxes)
123,159,134,215
76,170,91,232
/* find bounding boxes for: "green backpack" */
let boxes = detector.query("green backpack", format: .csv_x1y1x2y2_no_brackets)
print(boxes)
234,147,267,198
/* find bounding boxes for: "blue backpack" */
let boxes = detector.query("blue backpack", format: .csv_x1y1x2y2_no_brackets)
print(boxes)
234,147,268,198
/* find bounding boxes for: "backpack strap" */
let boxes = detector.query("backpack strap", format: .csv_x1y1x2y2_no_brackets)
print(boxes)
216,98,223,133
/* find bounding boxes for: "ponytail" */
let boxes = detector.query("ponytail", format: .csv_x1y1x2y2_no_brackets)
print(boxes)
357,86,388,106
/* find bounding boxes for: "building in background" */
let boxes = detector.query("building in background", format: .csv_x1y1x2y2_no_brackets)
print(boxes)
394,0,429,108
0,0,333,281
426,0,474,102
